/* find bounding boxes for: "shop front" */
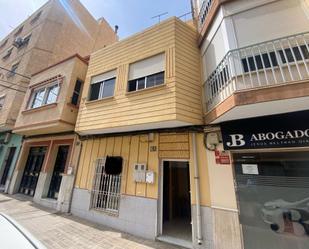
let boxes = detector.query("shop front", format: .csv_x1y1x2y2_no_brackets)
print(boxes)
0,133,22,193
221,110,309,249
8,134,81,212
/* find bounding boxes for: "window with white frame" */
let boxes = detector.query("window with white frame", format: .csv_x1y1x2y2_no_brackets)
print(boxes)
29,82,60,109
128,53,165,92
0,96,5,110
91,156,123,214
89,70,116,101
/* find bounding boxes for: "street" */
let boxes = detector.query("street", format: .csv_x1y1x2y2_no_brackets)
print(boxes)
0,193,181,249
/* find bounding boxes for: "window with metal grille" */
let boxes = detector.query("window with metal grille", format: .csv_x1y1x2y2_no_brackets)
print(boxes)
91,157,122,214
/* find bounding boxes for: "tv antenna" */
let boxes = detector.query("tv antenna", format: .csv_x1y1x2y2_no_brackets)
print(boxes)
151,12,168,23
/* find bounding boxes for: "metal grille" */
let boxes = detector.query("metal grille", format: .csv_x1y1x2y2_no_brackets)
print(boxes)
90,158,121,215
198,0,214,27
204,32,309,111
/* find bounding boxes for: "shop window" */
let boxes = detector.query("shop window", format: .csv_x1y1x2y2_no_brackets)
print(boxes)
89,70,116,101
71,79,83,105
90,156,123,214
29,82,60,109
128,53,165,92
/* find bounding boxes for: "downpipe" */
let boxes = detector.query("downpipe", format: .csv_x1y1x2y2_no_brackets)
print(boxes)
192,132,203,245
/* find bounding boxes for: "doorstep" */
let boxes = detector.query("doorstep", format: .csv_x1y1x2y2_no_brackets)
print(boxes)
156,235,193,249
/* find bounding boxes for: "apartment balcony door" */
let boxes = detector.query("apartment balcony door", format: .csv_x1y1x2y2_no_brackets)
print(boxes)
47,145,69,199
0,147,16,188
19,147,47,196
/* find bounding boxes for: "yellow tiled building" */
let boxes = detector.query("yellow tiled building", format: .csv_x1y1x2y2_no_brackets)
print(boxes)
71,18,213,248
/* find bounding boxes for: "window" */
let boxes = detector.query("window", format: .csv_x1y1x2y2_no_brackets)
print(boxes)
242,52,278,73
89,70,116,101
91,157,123,214
0,96,5,110
14,26,23,37
2,47,13,60
128,71,165,92
30,11,42,25
128,53,165,92
7,62,19,78
71,79,83,105
279,45,309,64
29,83,60,109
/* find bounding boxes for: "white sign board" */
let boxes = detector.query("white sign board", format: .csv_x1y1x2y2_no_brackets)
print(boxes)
242,164,259,175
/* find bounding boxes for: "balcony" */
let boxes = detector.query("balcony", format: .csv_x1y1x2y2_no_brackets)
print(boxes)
198,0,215,28
204,32,309,123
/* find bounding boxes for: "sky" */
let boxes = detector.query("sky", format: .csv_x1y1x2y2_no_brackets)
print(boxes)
0,0,192,40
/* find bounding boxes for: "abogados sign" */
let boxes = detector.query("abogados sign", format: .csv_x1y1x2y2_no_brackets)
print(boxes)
221,111,309,150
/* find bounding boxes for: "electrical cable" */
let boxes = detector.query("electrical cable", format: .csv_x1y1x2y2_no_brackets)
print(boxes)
0,82,26,93
0,66,31,79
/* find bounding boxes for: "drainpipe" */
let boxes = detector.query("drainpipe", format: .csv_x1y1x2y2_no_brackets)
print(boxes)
68,137,83,213
192,132,203,245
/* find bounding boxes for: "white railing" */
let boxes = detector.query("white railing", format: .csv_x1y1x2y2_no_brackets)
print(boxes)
198,0,214,27
204,32,309,111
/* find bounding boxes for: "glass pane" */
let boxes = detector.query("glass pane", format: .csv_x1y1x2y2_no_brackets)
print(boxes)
45,85,59,104
137,78,145,90
234,152,309,249
31,89,45,108
102,78,115,98
89,82,101,100
128,80,137,92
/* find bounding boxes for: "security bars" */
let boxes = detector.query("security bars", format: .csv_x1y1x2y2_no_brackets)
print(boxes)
198,0,214,28
90,157,122,215
204,32,309,111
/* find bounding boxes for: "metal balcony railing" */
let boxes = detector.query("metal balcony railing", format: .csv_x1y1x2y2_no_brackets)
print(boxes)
204,32,309,111
198,0,214,27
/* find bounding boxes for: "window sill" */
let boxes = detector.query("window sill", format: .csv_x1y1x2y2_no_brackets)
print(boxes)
85,96,114,105
126,83,166,96
22,103,57,114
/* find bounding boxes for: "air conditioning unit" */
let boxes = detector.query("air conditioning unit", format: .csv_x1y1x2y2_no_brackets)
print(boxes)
13,37,24,48
3,132,11,144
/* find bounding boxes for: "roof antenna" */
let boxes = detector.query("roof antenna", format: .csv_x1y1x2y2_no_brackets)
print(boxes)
151,12,168,24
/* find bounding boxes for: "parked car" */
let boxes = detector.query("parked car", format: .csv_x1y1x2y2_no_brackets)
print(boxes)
0,213,46,249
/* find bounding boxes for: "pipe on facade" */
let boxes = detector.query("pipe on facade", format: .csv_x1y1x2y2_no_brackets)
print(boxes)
67,138,83,214
192,132,203,245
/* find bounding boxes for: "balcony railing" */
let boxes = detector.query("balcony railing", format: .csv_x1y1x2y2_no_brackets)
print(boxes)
204,32,309,111
198,0,214,27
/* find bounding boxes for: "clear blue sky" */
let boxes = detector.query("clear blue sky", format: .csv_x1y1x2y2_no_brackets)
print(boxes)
0,0,191,40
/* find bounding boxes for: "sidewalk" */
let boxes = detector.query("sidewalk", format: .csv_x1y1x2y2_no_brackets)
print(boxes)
0,193,182,249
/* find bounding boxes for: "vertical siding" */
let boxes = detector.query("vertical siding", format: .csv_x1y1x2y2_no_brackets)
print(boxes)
75,132,211,206
76,18,203,134
175,21,203,125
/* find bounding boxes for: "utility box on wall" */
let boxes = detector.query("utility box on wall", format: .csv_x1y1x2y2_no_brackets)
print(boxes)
133,163,147,182
133,163,155,184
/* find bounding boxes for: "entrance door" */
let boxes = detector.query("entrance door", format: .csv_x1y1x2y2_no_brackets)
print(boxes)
162,161,192,241
47,145,69,199
234,151,309,249
0,147,16,187
19,147,47,196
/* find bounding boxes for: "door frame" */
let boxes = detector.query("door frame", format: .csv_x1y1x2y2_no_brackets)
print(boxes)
157,158,191,237
0,147,16,187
